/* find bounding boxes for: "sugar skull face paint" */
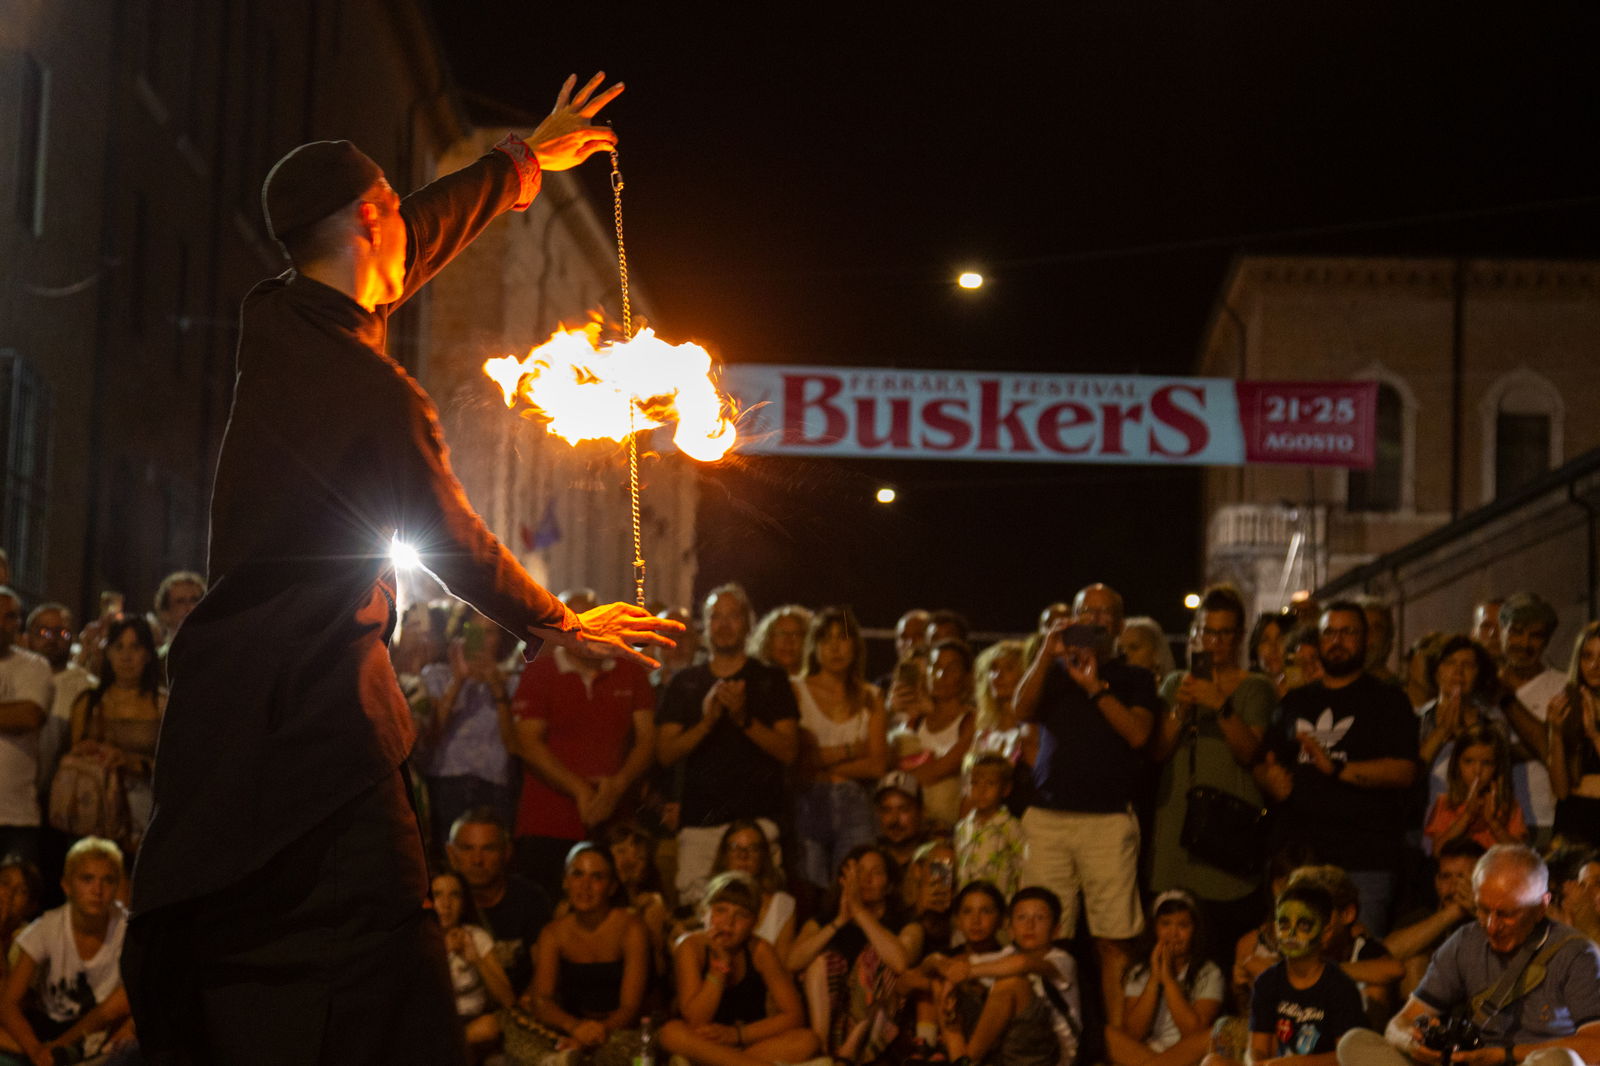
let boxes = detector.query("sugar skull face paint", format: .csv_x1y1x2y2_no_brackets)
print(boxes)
1275,899,1326,960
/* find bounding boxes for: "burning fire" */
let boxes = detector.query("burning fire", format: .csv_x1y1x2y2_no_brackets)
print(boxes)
483,322,737,461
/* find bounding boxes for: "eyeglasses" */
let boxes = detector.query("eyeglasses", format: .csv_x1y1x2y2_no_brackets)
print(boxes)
30,627,71,640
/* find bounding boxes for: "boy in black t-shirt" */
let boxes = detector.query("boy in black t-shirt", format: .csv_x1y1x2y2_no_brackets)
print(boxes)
1221,883,1368,1066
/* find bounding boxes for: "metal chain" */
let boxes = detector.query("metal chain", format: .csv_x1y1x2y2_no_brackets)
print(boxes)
610,150,645,607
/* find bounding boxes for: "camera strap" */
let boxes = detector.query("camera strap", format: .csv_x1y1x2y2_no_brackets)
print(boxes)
1469,923,1585,1033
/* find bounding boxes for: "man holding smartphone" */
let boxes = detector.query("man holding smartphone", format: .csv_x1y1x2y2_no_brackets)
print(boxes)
1014,581,1158,1025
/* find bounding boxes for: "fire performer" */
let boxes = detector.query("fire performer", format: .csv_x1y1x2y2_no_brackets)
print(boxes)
122,74,677,1065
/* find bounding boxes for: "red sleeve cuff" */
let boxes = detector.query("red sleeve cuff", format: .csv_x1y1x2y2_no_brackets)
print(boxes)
493,134,542,210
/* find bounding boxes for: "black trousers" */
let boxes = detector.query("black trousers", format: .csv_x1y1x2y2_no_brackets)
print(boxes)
124,769,468,1066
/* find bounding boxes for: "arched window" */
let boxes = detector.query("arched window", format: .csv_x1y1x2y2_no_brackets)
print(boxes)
1347,382,1403,513
1481,369,1563,503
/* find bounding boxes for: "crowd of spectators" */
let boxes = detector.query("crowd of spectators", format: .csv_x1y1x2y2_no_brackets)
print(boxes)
4,547,1600,1065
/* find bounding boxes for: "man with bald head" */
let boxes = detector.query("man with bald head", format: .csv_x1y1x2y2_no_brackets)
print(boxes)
1015,581,1156,1023
1338,844,1600,1066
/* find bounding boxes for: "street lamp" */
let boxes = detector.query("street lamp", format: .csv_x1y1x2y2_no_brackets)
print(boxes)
957,271,984,290
876,487,897,504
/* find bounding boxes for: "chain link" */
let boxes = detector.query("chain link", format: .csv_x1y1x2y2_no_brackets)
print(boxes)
611,150,645,607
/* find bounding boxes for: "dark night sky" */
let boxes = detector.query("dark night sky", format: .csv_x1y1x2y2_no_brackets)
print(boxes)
425,3,1600,635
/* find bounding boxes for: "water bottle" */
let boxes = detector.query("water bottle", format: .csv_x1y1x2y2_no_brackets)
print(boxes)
634,1015,655,1066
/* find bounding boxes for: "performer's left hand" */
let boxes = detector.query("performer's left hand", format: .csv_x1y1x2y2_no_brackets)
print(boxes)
525,73,625,171
544,602,684,669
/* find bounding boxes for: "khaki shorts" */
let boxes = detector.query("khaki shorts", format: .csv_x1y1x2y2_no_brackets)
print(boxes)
1020,805,1144,940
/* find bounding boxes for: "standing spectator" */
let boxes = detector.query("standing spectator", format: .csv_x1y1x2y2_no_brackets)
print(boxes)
1416,636,1514,837
1358,596,1399,684
793,607,888,893
1016,581,1157,1023
1149,586,1275,963
1256,602,1419,936
954,754,1026,900
1247,611,1294,688
1422,724,1527,855
22,604,94,827
67,616,165,854
1284,624,1325,693
1472,598,1505,665
1337,844,1600,1066
925,610,970,649
1546,620,1600,846
750,605,811,679
447,808,552,999
1495,592,1562,844
881,609,933,729
511,590,655,895
1107,890,1226,1066
653,605,702,694
657,584,799,906
419,604,520,854
1120,617,1177,687
896,640,977,829
875,771,929,871
972,639,1033,766
0,838,133,1062
146,569,206,655
1401,632,1448,712
0,590,51,866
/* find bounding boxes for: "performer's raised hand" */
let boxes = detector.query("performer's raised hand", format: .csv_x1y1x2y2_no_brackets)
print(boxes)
525,73,624,171
544,601,684,669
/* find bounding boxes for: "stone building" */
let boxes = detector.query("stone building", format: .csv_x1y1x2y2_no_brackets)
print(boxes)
1196,255,1600,634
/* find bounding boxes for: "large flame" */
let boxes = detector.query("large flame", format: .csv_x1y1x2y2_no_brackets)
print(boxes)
483,322,737,461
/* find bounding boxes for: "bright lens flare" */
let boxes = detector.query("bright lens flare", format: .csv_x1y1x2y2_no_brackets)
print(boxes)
390,536,421,571
483,323,737,461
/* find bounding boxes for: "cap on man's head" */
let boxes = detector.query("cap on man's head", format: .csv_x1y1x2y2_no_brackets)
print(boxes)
875,770,922,804
262,140,384,243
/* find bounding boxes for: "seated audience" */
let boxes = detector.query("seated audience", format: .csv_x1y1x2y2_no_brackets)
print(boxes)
893,640,977,829
432,867,515,1055
875,771,929,871
788,844,924,1063
1107,890,1225,1066
792,607,888,893
1547,621,1600,847
709,821,796,962
604,821,673,976
0,837,133,1062
1382,839,1483,997
1232,844,1319,1012
659,871,819,1066
1336,844,1600,1066
519,843,648,1064
905,839,958,956
1286,866,1402,1030
67,615,165,853
1423,723,1527,855
937,886,1083,1066
447,807,553,999
749,605,811,679
0,857,42,976
896,880,1008,1055
954,754,1026,900
1209,882,1367,1066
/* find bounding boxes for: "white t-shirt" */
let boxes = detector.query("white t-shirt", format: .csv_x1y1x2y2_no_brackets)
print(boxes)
1035,946,1082,1066
38,665,94,800
0,648,52,826
446,924,495,1017
1514,668,1565,827
14,902,128,1024
1122,959,1226,1052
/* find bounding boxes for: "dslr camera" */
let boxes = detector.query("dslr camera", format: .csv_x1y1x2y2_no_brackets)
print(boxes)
1419,1015,1484,1066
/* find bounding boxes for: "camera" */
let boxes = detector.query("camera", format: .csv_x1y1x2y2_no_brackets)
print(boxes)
1419,1015,1484,1066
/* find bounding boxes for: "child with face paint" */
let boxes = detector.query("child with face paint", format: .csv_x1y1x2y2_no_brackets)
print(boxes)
1237,884,1369,1066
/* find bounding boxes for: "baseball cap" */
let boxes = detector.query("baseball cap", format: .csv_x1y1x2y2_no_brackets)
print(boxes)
874,770,922,804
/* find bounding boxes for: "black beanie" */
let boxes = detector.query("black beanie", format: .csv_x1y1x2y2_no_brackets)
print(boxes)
261,140,384,243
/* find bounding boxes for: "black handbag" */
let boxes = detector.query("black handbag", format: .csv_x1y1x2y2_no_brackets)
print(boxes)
1178,716,1268,878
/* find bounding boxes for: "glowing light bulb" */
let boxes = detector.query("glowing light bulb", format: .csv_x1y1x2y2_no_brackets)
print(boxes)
957,272,984,290
876,487,897,504
1183,593,1201,610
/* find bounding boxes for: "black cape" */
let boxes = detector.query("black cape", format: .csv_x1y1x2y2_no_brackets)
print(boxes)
131,145,574,918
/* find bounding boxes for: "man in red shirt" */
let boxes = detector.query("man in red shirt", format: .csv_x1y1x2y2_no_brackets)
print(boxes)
510,590,657,895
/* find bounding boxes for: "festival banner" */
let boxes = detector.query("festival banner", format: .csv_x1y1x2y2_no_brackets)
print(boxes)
719,365,1377,468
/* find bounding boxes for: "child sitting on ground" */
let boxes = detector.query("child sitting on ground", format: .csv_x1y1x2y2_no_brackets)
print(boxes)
1106,889,1225,1066
937,886,1082,1066
0,837,134,1063
954,755,1026,899
1205,883,1368,1066
897,880,1009,1058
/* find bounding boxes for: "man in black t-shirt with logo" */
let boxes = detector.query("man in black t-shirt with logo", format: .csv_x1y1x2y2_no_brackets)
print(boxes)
1258,600,1419,937
1015,581,1158,1024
